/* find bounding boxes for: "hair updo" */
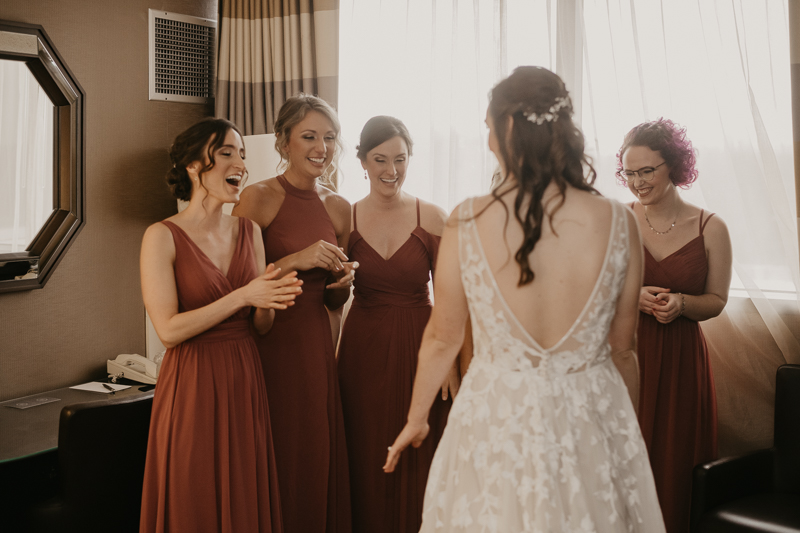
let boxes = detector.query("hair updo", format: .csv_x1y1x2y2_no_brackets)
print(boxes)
166,117,243,201
273,94,342,191
616,118,698,189
486,66,597,286
356,116,413,161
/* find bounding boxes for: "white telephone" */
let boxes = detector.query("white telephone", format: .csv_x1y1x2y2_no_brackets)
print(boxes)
107,354,160,384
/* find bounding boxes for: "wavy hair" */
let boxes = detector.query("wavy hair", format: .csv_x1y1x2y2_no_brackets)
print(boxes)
486,66,598,286
273,94,343,191
166,117,245,201
616,118,698,188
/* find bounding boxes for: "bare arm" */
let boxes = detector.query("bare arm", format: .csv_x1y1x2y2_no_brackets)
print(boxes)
425,199,462,401
141,223,301,348
608,207,644,411
324,194,357,311
458,317,474,377
652,216,732,323
247,220,302,335
249,220,275,335
384,208,468,472
233,182,351,277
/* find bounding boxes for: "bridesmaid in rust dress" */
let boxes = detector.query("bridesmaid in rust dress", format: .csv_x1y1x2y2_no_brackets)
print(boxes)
337,116,458,533
617,119,732,533
233,95,355,533
139,118,302,532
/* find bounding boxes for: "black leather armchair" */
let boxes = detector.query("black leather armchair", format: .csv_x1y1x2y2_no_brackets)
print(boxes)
26,390,154,533
691,364,800,532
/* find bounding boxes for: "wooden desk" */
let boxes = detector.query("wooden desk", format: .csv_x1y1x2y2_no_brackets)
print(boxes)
0,383,153,464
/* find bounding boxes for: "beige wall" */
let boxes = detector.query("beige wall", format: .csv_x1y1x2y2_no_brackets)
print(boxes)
0,0,216,401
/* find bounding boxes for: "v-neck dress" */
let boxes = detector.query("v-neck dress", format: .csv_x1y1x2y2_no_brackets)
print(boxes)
140,217,283,533
338,199,451,533
418,197,665,531
256,175,351,533
636,209,718,533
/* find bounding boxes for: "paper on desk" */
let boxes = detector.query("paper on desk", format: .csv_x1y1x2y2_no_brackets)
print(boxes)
70,382,131,394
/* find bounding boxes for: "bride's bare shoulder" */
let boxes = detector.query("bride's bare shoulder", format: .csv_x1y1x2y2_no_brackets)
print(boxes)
470,191,514,217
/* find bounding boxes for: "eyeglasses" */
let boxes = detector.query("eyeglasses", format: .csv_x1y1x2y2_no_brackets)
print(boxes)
618,161,666,182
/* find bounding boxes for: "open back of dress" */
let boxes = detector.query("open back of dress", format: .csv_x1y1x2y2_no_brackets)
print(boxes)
419,198,665,532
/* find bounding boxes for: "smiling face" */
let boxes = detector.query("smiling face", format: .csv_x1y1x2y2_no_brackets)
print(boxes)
362,136,409,197
283,110,336,181
191,128,246,203
622,145,672,205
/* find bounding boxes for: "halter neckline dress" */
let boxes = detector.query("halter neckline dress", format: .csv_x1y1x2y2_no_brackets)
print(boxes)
255,175,352,533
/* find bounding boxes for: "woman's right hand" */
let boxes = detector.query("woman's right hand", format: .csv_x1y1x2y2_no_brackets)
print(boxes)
290,240,349,273
383,420,430,473
244,264,303,309
639,286,669,315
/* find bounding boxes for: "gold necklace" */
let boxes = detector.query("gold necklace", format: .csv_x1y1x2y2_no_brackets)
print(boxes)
644,208,678,235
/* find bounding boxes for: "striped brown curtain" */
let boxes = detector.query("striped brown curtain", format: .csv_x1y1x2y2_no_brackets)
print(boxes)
216,0,340,135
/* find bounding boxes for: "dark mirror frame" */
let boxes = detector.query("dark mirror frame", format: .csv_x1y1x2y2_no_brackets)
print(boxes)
0,20,85,293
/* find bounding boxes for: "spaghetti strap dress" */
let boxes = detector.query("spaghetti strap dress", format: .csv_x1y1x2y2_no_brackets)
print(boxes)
256,175,351,533
637,209,718,533
338,199,451,533
140,217,283,533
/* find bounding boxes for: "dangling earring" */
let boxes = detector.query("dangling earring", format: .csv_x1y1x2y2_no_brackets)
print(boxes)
364,171,368,180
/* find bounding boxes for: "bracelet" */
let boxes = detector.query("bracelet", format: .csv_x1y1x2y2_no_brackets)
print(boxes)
677,292,686,317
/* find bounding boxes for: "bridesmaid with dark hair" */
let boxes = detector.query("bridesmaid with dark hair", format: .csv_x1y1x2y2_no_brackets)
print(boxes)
337,116,458,533
139,117,302,532
233,95,355,533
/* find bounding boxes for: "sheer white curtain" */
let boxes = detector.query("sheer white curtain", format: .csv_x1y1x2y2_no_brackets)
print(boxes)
579,0,798,455
338,0,553,211
0,60,54,254
338,0,798,454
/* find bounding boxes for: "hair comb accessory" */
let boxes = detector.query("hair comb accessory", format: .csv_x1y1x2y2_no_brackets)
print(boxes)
523,96,570,125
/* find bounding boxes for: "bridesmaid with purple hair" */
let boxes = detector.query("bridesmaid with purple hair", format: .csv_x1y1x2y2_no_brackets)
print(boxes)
617,118,732,533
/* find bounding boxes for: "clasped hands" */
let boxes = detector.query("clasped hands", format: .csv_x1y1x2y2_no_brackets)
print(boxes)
289,239,359,290
639,286,682,324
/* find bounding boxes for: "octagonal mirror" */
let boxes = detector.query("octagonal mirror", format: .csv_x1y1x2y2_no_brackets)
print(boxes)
0,20,85,292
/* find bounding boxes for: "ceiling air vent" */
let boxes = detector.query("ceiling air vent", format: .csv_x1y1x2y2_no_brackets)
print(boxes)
148,10,216,104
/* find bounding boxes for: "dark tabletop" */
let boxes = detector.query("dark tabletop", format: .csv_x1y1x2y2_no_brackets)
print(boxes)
0,383,153,463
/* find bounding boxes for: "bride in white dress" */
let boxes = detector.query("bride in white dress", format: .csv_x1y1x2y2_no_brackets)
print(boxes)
384,67,666,532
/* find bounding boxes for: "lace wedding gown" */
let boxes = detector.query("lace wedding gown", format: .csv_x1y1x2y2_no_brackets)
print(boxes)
420,198,665,532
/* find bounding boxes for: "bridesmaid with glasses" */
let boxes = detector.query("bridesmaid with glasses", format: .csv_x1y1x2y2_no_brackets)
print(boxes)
617,118,732,533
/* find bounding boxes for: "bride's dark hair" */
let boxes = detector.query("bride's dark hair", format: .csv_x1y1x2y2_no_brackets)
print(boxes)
487,66,598,286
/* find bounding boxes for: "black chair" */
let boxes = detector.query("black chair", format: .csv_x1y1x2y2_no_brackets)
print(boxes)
691,364,800,532
26,390,154,533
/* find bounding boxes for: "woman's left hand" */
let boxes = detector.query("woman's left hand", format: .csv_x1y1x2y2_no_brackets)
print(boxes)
652,292,683,324
440,362,460,401
325,261,359,290
383,420,430,473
